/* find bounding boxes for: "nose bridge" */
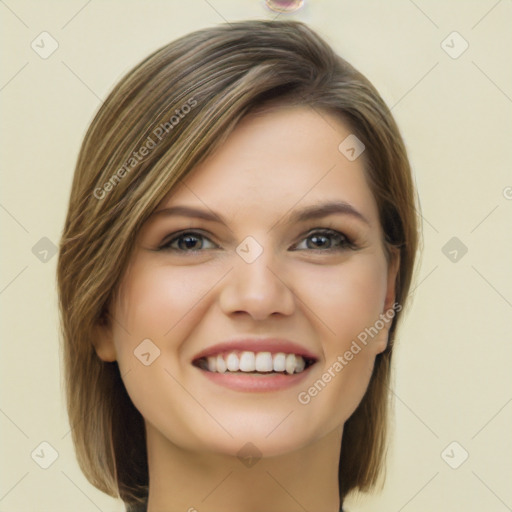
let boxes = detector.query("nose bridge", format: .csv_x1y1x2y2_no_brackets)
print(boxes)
219,235,294,319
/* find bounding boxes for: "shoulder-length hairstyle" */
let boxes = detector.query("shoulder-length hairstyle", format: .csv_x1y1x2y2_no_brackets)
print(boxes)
57,19,419,509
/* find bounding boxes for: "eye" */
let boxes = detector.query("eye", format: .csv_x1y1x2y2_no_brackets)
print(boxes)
158,231,218,252
292,229,357,251
157,228,357,253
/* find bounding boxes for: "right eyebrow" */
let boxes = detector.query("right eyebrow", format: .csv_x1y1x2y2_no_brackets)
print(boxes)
151,205,226,224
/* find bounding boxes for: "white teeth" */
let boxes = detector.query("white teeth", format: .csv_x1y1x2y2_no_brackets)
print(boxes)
255,352,273,372
239,351,255,372
200,350,310,374
295,355,305,373
273,352,286,372
285,354,297,375
207,356,217,372
226,353,239,372
216,354,227,373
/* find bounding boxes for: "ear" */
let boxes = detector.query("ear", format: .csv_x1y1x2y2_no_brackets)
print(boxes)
92,311,117,362
374,247,401,354
384,246,400,312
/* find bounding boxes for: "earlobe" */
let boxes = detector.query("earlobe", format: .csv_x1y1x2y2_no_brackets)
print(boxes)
92,314,117,362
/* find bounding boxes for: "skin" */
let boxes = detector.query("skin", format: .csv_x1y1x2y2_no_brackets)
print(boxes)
94,105,399,512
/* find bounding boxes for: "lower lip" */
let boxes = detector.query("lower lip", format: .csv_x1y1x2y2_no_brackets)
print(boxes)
195,365,314,392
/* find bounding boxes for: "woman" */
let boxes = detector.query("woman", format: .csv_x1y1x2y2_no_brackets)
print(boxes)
57,19,419,512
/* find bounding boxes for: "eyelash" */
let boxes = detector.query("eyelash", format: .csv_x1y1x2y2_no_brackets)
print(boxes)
157,228,358,253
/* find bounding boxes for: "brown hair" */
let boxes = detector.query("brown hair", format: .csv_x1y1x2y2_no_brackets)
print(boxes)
57,19,419,508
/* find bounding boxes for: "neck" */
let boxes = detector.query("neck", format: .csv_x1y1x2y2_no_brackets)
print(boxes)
145,423,343,512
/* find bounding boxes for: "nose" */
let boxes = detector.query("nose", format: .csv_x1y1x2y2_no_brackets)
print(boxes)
219,246,295,321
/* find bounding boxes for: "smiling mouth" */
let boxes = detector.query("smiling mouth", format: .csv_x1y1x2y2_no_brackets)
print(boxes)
193,350,317,375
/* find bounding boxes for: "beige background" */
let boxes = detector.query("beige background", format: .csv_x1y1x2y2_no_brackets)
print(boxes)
1,1,511,510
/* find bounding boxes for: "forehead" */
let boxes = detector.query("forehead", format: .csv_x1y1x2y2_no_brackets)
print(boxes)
161,105,379,225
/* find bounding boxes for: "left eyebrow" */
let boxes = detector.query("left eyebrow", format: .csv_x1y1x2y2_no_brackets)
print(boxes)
285,200,370,226
151,200,370,227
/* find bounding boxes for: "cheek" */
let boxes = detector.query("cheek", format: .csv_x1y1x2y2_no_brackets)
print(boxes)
111,260,221,363
293,253,389,427
302,252,389,347
109,262,225,444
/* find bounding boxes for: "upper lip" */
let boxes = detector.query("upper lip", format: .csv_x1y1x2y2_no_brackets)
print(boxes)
192,337,319,362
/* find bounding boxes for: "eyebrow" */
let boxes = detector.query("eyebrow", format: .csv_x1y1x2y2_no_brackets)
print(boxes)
152,200,370,227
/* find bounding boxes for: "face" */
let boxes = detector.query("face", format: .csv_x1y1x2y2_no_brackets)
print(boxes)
95,105,399,458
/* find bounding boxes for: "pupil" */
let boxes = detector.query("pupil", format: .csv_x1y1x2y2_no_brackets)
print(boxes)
311,235,328,248
181,235,199,250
